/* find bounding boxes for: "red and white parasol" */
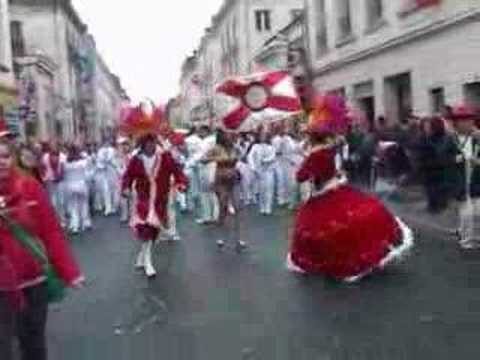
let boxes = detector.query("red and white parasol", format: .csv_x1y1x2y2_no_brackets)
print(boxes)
215,71,301,132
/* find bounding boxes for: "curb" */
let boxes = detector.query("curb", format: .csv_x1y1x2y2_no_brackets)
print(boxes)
385,201,457,237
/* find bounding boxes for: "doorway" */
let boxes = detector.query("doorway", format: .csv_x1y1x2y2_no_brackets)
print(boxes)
384,72,412,124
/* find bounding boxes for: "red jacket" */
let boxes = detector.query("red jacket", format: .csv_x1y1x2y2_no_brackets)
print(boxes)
0,170,81,291
122,150,188,228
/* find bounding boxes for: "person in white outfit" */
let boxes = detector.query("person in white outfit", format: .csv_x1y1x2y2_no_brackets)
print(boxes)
272,127,292,207
41,143,67,227
449,106,480,250
235,133,256,206
248,133,277,215
284,132,309,208
114,137,132,223
184,128,203,213
195,126,219,224
64,145,92,234
96,140,119,216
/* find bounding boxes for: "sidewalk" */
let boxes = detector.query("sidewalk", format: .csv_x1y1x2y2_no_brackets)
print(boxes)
373,181,458,236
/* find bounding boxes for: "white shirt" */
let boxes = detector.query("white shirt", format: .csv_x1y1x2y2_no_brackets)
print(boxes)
248,143,276,173
458,135,474,160
140,154,157,176
64,159,89,194
42,152,67,182
97,146,117,171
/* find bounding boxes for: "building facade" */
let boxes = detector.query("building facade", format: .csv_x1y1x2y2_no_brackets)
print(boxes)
304,0,480,126
0,0,18,133
9,0,126,142
179,0,304,126
94,53,127,142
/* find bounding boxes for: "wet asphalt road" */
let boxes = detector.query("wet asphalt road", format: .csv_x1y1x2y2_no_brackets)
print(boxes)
47,208,480,360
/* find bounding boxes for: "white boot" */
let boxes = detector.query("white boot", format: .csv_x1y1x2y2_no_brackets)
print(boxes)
143,241,157,278
135,243,147,269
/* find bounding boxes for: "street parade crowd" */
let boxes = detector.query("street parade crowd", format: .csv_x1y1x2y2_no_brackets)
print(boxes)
1,90,480,359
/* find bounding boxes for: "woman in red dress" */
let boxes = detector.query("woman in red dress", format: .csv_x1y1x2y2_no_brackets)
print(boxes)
0,123,83,360
287,95,413,282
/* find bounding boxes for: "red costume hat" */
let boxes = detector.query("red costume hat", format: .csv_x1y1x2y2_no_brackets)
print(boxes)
307,94,351,136
119,104,166,140
449,104,479,122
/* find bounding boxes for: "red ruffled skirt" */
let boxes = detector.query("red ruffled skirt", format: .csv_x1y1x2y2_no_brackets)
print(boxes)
289,185,408,281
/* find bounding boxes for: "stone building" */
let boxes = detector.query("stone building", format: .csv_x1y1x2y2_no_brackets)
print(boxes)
9,0,127,141
179,0,305,127
0,0,18,133
94,53,127,143
303,0,480,126
253,12,307,71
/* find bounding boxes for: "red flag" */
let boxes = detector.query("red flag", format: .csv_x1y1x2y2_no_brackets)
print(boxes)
416,0,441,7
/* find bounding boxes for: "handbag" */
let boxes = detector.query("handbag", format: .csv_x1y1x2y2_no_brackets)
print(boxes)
1,214,66,303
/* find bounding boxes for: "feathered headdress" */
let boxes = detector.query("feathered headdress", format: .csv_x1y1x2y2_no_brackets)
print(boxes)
119,104,166,140
307,94,351,136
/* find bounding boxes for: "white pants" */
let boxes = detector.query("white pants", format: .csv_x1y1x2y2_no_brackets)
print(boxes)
98,171,118,215
163,191,179,239
176,192,187,211
258,170,275,215
459,198,480,244
199,191,219,222
185,167,200,212
67,191,91,232
198,164,219,222
237,162,256,205
119,195,130,222
46,181,66,226
275,160,290,206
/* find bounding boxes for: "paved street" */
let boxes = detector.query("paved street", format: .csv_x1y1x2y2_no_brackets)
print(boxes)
46,207,480,360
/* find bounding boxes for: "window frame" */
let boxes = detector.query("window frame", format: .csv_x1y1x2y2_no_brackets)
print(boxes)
335,0,355,46
254,10,272,32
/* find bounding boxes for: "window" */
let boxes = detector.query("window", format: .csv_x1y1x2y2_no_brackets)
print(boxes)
463,82,480,109
290,9,303,21
255,10,271,32
315,0,328,56
336,0,352,40
10,21,26,57
430,88,445,113
367,0,384,25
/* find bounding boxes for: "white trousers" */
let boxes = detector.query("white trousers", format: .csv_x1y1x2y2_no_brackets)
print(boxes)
459,198,480,244
199,191,219,222
186,167,200,211
275,160,291,206
237,162,256,205
46,181,66,226
258,170,275,215
67,191,91,232
98,171,118,215
119,195,130,222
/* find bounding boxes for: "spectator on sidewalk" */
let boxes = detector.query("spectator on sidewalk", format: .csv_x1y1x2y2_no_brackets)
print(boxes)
418,116,457,213
347,122,377,189
450,105,480,249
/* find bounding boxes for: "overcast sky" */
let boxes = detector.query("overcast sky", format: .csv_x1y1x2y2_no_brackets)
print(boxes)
72,0,223,103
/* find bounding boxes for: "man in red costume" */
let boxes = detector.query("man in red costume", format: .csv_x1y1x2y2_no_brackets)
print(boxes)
122,134,187,278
